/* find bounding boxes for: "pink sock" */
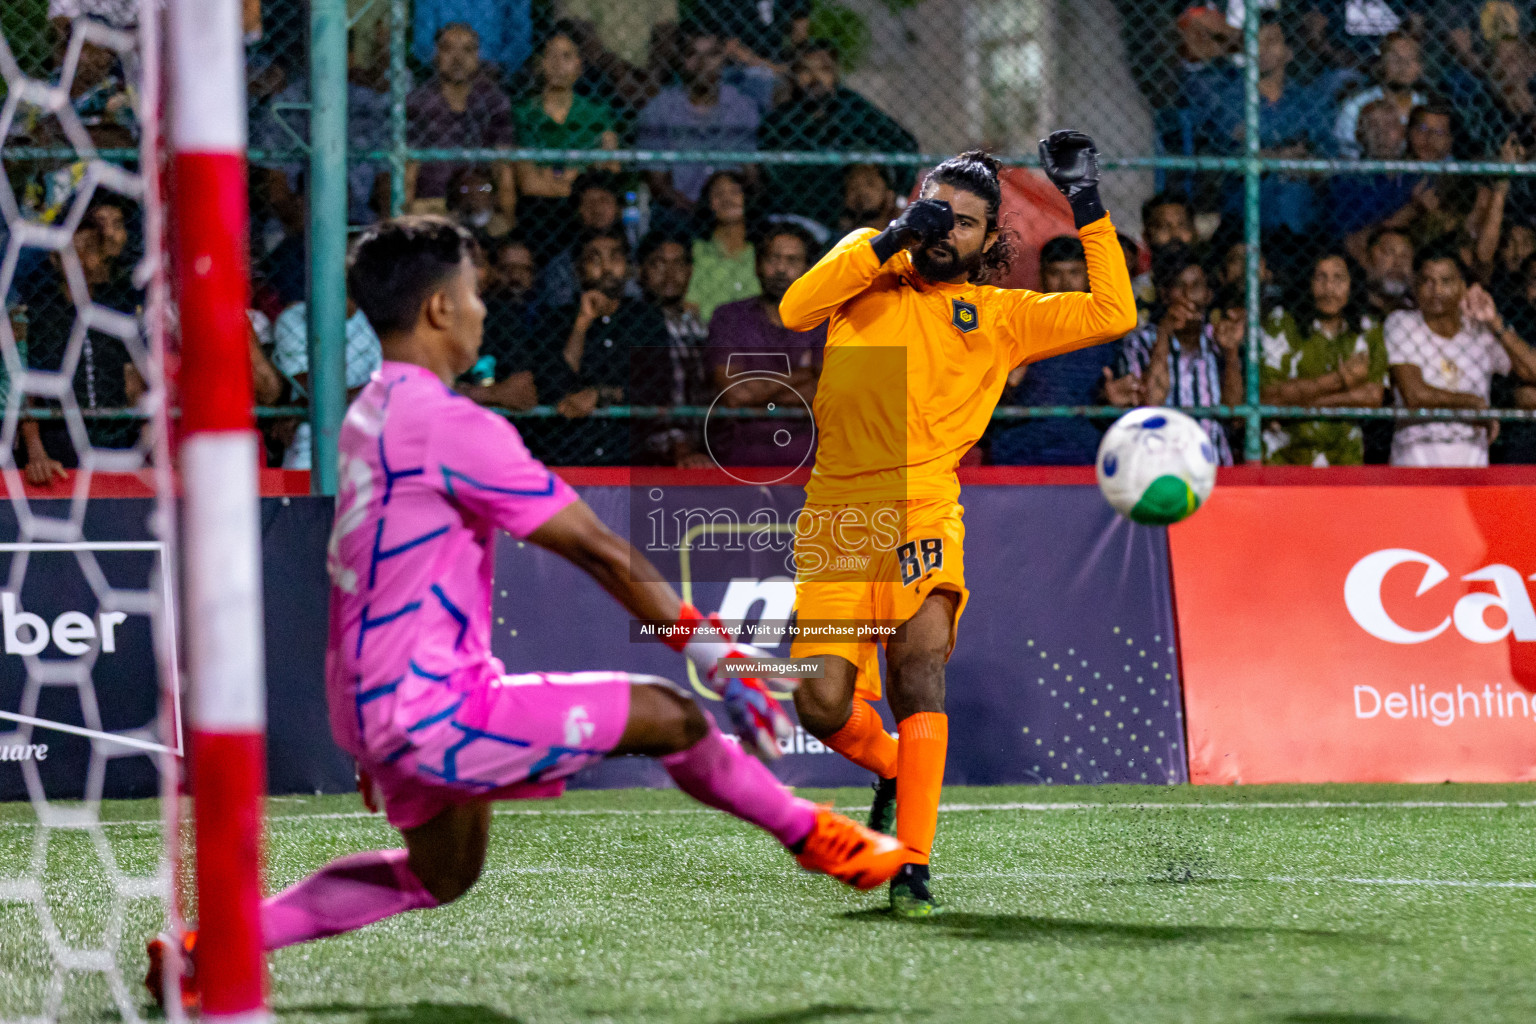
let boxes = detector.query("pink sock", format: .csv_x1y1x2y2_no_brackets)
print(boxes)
660,721,817,849
261,848,440,951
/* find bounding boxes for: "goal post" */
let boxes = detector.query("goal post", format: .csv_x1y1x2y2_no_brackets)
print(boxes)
0,0,266,1016
168,0,269,1020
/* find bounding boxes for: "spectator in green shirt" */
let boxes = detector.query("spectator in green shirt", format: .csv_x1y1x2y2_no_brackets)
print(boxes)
685,170,760,324
513,22,619,260
1260,251,1389,466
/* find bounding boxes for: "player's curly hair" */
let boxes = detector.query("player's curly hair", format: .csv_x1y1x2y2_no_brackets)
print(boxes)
920,149,1017,284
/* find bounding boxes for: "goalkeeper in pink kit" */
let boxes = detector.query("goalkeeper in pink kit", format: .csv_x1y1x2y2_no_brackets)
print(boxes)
148,217,911,1010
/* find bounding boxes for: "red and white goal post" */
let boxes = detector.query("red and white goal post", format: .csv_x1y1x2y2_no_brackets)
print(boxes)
169,0,269,1020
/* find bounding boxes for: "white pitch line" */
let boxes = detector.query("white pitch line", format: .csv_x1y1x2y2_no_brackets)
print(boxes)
940,869,1536,890
4,797,1535,831
935,800,1536,811
477,867,1536,888
1264,874,1536,890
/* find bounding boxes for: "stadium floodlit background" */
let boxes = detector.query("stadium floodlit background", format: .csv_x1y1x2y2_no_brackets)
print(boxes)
8,0,1536,479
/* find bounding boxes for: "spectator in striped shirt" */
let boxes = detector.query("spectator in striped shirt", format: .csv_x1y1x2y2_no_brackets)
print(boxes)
1111,243,1244,465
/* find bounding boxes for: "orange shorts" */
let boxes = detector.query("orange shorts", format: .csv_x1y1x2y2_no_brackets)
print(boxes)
788,498,969,700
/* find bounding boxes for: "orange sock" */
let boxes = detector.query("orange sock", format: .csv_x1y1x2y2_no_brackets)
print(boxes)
895,712,948,864
822,698,898,780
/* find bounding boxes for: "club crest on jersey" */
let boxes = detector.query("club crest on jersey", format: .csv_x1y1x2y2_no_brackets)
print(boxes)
951,299,979,333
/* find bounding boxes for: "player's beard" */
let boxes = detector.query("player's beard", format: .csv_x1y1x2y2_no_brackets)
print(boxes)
912,241,982,284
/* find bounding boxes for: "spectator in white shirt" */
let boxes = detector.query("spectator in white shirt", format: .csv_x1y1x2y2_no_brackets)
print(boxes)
1333,31,1427,159
271,300,382,469
1386,245,1536,466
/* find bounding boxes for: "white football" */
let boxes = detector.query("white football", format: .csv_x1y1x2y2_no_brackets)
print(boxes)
1095,408,1217,525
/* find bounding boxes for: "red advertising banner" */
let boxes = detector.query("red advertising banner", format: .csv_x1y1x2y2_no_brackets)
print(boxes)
1170,485,1536,784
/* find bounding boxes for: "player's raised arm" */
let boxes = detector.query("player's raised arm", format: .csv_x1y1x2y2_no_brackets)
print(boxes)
778,201,952,330
999,131,1138,364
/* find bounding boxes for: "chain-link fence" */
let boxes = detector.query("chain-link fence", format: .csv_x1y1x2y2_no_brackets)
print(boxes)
11,1,1536,471
0,7,184,1022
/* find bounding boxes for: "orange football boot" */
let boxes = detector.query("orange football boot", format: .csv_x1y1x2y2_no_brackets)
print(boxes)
795,807,916,890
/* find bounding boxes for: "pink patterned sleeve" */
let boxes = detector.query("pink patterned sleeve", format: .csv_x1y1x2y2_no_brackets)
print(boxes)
429,397,579,539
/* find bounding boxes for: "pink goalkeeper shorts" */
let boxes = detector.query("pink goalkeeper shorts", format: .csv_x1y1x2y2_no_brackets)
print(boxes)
362,671,645,831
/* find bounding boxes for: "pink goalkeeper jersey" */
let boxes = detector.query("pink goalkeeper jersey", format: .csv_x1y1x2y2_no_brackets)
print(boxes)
325,361,578,761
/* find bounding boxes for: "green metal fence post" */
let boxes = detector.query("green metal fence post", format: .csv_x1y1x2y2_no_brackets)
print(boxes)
389,0,407,216
1242,2,1263,464
308,0,349,496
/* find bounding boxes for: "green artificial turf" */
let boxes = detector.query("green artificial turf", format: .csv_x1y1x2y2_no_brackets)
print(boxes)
5,783,1536,1022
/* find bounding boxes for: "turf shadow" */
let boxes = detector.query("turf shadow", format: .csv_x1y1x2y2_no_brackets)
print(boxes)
278,1002,524,1023
1277,1015,1422,1024
842,910,1361,945
724,1004,888,1024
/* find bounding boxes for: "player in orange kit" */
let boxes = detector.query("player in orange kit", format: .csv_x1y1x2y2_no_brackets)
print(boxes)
779,133,1137,916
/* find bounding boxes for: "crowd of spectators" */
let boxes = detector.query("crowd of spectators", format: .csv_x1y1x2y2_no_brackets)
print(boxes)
232,4,919,469
1152,11,1536,277
6,2,1536,471
1084,3,1536,466
988,193,1536,468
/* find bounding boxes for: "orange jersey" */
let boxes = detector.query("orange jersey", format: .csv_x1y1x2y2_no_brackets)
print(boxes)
779,214,1137,505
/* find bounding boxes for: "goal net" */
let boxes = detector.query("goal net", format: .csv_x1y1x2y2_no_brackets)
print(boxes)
0,1,262,1020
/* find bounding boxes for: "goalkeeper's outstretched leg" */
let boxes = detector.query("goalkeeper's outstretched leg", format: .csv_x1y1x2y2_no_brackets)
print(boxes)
149,677,911,1011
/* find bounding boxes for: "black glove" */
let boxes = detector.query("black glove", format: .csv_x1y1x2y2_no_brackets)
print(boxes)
1039,129,1106,229
870,198,954,264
